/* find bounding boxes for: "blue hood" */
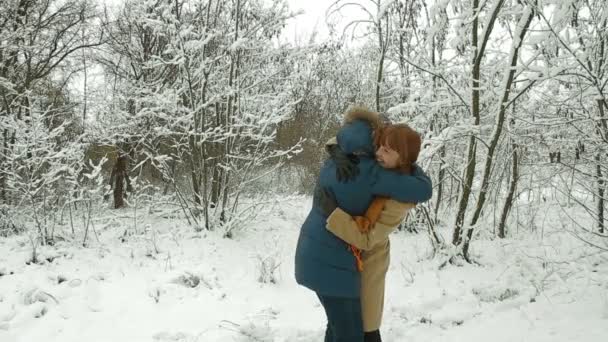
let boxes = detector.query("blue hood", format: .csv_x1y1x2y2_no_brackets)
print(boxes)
336,119,375,156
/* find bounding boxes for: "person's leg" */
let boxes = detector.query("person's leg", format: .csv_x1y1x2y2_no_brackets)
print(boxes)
317,294,364,342
325,325,333,342
364,329,382,342
317,295,334,342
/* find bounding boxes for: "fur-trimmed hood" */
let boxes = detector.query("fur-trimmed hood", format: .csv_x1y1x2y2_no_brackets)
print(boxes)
343,106,382,130
337,106,382,156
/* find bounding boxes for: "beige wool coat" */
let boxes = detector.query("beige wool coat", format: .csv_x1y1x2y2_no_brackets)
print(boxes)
326,199,414,331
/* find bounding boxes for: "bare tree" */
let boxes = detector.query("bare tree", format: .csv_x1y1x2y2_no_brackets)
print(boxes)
452,0,506,261
464,2,535,256
528,0,608,233
328,0,394,112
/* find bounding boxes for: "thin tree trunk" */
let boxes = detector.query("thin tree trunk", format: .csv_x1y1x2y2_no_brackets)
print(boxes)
453,136,477,246
112,152,128,209
452,0,481,248
198,80,209,228
431,56,445,223
375,2,387,112
425,1,446,223
218,0,242,228
210,155,220,209
434,145,446,221
462,0,513,260
498,140,519,238
189,134,202,208
398,9,407,103
0,68,8,204
454,0,511,261
210,98,222,214
203,148,210,230
595,98,607,233
467,4,533,236
82,200,92,246
0,128,6,203
596,152,605,233
81,25,88,124
376,45,386,112
184,52,203,221
68,199,75,237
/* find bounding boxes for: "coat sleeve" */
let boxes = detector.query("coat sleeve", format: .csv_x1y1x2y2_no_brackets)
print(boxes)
371,164,433,203
326,200,415,251
327,135,432,203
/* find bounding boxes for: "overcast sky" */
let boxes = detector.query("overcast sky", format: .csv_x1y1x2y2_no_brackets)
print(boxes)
283,0,333,43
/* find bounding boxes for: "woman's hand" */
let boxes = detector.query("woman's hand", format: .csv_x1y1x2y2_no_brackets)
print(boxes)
326,144,360,183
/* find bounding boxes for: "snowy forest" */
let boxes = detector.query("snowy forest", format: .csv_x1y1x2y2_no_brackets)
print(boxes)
1,0,607,341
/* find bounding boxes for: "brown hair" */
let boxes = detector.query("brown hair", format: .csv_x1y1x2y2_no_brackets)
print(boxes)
373,124,421,174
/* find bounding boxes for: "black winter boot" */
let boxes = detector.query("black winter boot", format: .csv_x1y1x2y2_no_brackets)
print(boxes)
364,330,382,342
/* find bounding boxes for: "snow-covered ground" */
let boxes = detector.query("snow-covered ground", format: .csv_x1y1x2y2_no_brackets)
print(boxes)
1,196,607,342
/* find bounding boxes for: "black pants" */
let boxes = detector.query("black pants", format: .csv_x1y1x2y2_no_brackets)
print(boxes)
364,330,382,342
316,294,364,342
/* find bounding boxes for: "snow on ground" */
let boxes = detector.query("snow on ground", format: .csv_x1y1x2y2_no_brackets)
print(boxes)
0,196,607,342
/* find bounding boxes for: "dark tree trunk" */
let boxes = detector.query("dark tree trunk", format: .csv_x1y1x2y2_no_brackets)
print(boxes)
498,141,519,238
112,152,129,209
596,152,605,233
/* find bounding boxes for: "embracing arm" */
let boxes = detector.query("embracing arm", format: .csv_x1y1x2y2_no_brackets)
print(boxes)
371,164,432,203
326,199,414,251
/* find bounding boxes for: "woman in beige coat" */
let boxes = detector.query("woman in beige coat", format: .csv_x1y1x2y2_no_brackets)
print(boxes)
317,123,423,342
